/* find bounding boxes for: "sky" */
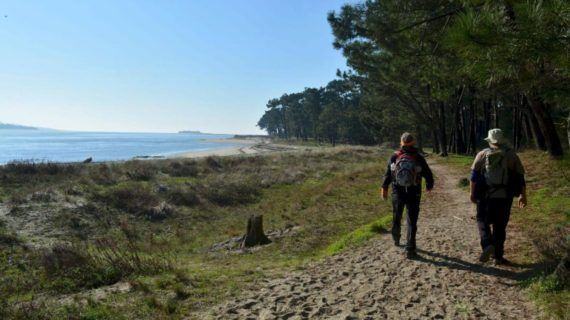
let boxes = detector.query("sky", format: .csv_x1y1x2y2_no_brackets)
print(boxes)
0,0,352,134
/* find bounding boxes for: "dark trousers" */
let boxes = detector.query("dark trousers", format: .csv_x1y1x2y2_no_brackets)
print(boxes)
391,187,421,252
476,197,513,259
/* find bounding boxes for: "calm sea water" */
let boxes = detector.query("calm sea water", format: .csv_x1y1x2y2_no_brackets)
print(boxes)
0,129,238,164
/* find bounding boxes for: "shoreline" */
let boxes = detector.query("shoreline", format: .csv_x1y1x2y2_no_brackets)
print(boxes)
168,138,261,159
0,138,299,165
168,138,299,159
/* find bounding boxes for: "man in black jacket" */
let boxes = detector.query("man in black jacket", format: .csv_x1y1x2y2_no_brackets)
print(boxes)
381,133,434,259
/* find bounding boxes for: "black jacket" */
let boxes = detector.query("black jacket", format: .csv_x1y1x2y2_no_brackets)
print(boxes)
381,147,434,190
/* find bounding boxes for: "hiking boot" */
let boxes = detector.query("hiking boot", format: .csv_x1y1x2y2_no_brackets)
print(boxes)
494,257,511,266
479,245,495,263
394,239,400,247
406,250,417,260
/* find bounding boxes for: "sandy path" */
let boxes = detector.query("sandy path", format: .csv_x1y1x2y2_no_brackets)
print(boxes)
200,162,537,320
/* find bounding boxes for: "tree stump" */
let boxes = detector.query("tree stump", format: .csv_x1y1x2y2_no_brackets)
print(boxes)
241,215,271,248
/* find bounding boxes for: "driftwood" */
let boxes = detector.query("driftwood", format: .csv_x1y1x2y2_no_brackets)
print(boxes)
241,215,271,248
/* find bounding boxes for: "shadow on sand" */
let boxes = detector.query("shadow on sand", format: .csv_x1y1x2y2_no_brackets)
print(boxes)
414,248,543,283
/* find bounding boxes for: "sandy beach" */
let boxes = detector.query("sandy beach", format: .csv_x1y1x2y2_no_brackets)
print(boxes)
169,138,297,159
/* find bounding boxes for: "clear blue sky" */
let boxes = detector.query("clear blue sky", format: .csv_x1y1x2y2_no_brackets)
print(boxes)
0,0,352,134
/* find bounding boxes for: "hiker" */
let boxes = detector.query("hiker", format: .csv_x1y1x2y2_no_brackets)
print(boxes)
381,132,434,259
470,128,527,265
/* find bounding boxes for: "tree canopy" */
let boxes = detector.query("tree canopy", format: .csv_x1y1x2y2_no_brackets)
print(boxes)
258,0,569,157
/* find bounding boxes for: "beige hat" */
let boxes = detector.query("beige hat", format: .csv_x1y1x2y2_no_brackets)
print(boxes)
484,128,507,145
400,132,416,146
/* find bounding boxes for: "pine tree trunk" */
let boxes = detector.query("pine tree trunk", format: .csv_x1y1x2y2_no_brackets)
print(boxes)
525,105,547,151
493,101,494,128
528,96,564,157
512,105,519,150
416,123,424,153
522,113,532,147
567,112,570,149
449,128,456,153
483,100,491,134
454,104,466,154
467,101,477,155
432,129,440,154
439,102,448,157
241,215,271,248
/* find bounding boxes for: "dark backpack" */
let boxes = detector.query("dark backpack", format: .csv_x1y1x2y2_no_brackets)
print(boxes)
391,151,420,187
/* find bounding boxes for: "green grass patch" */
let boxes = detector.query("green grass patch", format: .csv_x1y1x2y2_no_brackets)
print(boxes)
434,153,474,169
522,273,569,320
326,215,392,255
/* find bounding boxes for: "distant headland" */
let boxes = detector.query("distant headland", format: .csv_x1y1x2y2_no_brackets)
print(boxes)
178,130,203,134
0,122,38,130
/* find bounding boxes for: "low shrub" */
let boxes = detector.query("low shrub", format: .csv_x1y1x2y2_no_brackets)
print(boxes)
147,202,175,221
41,240,171,293
62,184,83,196
88,164,119,185
174,283,191,300
202,174,261,206
31,190,58,202
125,161,157,181
0,221,20,246
205,156,223,171
53,210,91,239
167,186,201,206
97,183,160,215
91,238,172,276
75,202,116,227
8,191,28,205
533,225,570,287
2,160,78,176
457,177,470,188
164,160,199,177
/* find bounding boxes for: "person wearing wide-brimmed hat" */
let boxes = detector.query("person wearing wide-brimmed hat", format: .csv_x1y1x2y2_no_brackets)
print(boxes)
381,132,434,259
470,129,527,265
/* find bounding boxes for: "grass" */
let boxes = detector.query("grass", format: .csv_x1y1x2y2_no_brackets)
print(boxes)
326,215,392,255
515,151,569,319
0,146,392,319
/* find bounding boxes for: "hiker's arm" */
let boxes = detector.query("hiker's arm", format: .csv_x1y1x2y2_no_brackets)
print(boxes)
470,180,477,204
469,151,485,204
381,156,394,199
424,165,434,191
469,168,483,204
419,156,434,190
518,185,527,208
516,172,527,208
513,153,527,208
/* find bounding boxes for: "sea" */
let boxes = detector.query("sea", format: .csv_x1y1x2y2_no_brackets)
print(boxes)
0,129,240,164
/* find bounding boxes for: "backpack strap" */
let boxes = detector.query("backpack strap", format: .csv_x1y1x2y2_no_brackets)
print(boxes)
395,149,417,161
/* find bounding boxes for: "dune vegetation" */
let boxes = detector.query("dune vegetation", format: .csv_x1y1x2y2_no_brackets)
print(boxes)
0,147,394,319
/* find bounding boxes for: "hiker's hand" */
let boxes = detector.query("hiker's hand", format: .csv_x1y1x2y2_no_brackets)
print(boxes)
518,196,527,208
381,188,389,200
470,194,477,204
